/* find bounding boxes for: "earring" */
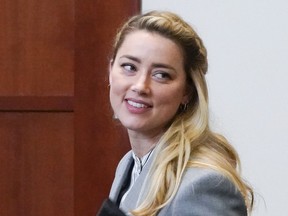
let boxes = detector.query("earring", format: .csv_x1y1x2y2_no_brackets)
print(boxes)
113,113,118,120
181,103,188,112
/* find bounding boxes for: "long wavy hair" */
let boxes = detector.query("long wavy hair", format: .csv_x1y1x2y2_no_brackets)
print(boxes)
111,11,254,216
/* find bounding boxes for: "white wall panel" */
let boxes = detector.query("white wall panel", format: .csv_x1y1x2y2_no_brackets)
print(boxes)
143,1,288,215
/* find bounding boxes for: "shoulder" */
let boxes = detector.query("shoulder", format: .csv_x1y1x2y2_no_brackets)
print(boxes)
160,167,247,216
180,167,239,195
109,151,133,201
118,151,132,165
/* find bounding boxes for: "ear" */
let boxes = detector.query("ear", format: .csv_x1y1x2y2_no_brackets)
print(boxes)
109,60,113,84
181,86,191,105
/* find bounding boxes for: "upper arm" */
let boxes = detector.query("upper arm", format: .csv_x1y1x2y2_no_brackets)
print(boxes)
164,169,247,216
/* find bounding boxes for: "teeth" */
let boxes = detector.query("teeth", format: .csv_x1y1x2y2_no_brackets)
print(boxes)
127,100,148,108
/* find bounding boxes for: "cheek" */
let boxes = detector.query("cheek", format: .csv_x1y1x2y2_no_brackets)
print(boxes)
109,88,121,115
109,86,120,104
109,76,126,106
110,70,126,90
155,87,184,109
110,82,124,99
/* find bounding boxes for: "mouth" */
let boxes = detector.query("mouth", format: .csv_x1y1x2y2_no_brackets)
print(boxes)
127,100,149,108
125,99,152,109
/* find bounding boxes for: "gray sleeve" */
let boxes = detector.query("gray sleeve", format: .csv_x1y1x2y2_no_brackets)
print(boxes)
162,169,247,216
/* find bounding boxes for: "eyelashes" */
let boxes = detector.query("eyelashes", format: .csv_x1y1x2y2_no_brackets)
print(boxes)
121,63,137,73
120,63,173,82
153,72,172,80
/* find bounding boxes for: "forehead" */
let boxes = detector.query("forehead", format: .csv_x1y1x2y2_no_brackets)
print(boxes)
116,30,184,65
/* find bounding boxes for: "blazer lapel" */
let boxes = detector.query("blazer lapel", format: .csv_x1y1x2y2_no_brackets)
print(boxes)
109,152,134,203
119,151,155,213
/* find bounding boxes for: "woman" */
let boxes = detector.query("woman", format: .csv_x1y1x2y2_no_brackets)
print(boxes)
104,11,253,216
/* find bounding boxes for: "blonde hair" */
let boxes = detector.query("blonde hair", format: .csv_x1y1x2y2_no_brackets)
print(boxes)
111,11,254,216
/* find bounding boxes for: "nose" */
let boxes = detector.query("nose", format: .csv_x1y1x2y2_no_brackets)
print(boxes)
131,73,151,95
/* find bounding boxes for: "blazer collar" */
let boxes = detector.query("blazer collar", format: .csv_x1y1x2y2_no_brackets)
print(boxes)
119,150,155,213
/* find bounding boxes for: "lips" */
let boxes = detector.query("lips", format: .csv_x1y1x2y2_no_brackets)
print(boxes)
125,98,152,113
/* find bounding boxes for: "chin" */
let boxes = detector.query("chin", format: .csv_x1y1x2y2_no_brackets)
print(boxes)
122,124,146,132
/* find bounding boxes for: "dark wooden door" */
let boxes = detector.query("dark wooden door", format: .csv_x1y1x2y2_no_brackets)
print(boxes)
0,1,140,215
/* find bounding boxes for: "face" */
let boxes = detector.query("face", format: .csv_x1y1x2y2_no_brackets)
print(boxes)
109,30,189,137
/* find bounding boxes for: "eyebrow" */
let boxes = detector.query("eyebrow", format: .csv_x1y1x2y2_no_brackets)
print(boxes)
119,55,177,72
151,63,176,72
119,55,141,63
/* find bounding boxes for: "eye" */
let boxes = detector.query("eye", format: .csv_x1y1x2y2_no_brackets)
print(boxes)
121,63,137,73
153,72,172,81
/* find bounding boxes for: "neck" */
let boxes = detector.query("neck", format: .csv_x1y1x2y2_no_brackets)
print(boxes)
127,130,162,158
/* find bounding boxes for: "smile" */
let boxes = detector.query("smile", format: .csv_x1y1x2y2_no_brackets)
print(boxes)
127,100,149,108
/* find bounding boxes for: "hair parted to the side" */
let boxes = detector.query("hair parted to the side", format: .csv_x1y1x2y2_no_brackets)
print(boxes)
111,11,254,216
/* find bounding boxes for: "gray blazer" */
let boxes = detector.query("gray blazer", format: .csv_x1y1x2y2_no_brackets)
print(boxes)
109,151,247,216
